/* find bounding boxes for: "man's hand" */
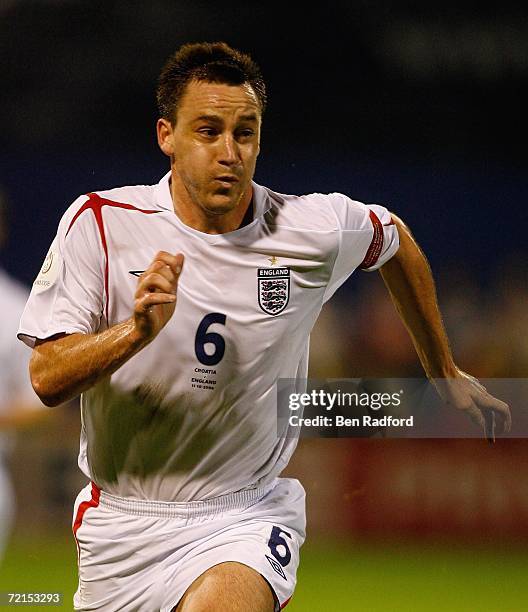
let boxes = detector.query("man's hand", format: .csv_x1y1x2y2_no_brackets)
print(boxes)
433,369,512,442
30,250,185,407
134,251,184,342
379,216,512,443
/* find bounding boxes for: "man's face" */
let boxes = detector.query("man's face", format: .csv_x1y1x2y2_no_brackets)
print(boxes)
158,79,261,215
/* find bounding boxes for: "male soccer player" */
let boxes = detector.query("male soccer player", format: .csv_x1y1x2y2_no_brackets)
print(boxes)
18,42,510,611
0,193,49,563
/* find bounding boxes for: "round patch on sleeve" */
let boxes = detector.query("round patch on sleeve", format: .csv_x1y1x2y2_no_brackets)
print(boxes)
33,243,61,294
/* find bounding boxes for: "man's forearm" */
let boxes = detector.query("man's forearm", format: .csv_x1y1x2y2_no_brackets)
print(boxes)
30,318,148,407
379,215,457,379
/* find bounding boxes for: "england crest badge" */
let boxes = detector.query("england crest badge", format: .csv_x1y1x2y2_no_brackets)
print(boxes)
258,267,290,315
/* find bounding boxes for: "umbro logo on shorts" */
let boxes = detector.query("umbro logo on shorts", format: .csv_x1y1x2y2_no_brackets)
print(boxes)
265,555,287,580
128,270,145,277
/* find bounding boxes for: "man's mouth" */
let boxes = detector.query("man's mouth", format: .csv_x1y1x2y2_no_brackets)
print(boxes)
214,175,238,187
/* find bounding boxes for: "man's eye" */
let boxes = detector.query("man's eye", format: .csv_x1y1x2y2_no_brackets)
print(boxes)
238,129,255,138
198,128,217,137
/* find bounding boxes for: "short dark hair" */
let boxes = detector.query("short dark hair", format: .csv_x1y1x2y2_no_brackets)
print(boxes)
157,42,267,123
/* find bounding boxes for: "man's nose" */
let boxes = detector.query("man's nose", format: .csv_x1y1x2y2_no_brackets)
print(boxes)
217,134,239,166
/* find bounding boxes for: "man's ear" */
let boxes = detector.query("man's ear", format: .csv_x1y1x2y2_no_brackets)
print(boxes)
157,118,175,157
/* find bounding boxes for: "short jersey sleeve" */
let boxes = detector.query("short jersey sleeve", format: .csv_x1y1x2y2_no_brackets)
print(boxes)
324,193,399,302
18,196,105,348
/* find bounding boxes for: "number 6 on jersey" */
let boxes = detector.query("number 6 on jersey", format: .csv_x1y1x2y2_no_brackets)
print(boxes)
194,313,227,366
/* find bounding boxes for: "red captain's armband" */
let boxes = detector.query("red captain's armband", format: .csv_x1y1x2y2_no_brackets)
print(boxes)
359,210,385,269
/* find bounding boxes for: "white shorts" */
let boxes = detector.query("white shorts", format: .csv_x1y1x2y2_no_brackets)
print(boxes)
72,478,306,611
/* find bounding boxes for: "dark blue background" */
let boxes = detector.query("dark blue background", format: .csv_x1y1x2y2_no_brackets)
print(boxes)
1,1,526,288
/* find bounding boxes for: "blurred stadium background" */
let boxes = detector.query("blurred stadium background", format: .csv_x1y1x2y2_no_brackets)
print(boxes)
1,1,527,610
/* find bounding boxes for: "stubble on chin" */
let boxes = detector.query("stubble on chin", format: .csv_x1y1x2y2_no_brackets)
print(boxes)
201,184,245,215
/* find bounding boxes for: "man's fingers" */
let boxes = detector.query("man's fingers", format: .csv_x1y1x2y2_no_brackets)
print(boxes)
132,253,184,340
173,253,184,274
442,372,511,440
147,252,184,278
478,393,512,434
136,272,175,297
136,292,176,313
139,253,184,289
463,403,498,444
496,404,511,434
465,405,486,432
149,262,176,284
484,411,495,444
504,407,511,433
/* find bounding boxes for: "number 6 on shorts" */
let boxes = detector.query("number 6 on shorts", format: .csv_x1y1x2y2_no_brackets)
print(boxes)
267,525,292,567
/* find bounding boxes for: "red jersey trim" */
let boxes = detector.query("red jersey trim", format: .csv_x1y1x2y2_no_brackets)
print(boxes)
72,481,101,564
281,596,291,608
359,209,384,269
65,193,160,322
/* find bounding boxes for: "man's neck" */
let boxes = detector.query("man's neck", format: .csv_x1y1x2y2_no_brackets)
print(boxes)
237,197,254,230
169,174,253,235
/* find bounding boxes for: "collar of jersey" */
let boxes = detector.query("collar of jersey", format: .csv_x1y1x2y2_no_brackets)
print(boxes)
155,171,271,243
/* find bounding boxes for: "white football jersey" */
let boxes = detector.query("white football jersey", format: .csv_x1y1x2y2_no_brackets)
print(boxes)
18,172,398,501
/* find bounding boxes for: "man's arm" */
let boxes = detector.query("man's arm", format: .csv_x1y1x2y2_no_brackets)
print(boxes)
379,215,511,437
30,251,183,407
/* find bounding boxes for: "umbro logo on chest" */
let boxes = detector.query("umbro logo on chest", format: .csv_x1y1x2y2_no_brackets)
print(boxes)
129,270,145,277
